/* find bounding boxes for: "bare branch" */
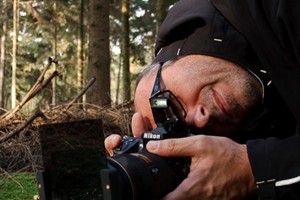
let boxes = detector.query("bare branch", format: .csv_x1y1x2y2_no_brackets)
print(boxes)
66,77,96,109
0,110,46,143
0,58,58,121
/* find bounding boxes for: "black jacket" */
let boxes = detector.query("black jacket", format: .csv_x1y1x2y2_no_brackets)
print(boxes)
154,0,300,198
210,0,300,199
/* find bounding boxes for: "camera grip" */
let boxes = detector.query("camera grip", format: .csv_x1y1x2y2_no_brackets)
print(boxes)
113,136,140,155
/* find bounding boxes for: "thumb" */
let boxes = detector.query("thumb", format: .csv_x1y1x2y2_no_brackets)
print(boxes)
146,137,195,157
132,112,147,137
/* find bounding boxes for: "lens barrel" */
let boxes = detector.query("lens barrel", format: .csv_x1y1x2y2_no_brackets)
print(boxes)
102,150,187,200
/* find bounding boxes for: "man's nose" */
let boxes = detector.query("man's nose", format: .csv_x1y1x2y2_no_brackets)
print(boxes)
185,105,210,128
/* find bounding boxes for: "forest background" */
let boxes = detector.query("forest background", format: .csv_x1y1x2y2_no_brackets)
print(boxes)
0,1,177,197
0,0,177,115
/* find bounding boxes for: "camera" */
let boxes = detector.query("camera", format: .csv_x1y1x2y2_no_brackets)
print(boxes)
101,94,191,200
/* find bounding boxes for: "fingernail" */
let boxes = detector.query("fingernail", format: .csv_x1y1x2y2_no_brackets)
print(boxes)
147,141,159,152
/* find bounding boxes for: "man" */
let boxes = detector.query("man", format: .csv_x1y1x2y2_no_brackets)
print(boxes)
105,0,299,199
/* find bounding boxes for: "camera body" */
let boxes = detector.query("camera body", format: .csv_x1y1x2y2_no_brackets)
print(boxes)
101,96,191,200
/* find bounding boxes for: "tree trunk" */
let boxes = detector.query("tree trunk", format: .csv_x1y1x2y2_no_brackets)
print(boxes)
11,0,19,109
52,1,58,106
87,0,111,106
77,0,84,100
0,0,8,108
121,0,130,102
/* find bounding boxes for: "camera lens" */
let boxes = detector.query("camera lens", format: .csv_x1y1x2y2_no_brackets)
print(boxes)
104,150,188,200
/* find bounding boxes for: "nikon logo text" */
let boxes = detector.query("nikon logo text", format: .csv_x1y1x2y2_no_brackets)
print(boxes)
143,133,161,139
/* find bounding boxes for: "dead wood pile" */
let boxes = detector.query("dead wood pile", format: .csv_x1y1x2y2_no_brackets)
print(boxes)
0,102,134,175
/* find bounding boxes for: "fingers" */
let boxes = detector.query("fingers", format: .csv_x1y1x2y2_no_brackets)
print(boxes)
162,179,191,200
154,136,256,200
146,135,201,157
132,112,147,137
162,188,186,200
105,112,148,156
104,134,122,156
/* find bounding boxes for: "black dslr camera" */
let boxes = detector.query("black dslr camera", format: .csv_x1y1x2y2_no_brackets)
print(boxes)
101,66,191,200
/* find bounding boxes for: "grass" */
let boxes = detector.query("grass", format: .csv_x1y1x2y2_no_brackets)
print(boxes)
0,173,38,200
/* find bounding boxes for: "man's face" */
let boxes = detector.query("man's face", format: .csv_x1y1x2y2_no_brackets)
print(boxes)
133,55,262,136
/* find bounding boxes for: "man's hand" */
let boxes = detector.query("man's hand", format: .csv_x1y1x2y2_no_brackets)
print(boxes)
104,134,122,156
104,112,145,156
146,135,257,200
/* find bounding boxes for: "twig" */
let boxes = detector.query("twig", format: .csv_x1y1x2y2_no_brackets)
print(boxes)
66,77,96,109
0,110,46,143
1,58,58,121
30,71,59,98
